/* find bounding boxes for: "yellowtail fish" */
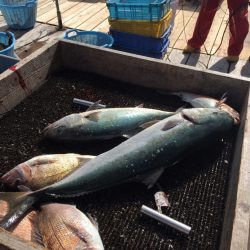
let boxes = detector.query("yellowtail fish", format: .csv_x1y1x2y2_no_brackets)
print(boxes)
0,108,238,229
158,91,240,124
42,105,175,142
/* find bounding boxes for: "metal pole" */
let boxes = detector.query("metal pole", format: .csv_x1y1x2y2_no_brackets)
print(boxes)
141,205,191,234
54,0,63,30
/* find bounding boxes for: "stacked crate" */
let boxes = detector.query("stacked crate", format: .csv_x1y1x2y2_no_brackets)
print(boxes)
107,0,172,59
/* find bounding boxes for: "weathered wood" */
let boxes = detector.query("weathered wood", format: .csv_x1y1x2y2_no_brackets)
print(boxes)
93,18,109,33
0,228,44,250
59,40,249,109
208,55,230,73
166,48,190,65
201,0,228,54
228,60,250,78
220,90,250,250
173,4,200,50
49,1,98,26
168,2,197,48
186,52,210,70
14,23,58,50
0,40,59,114
77,7,109,30
63,2,106,28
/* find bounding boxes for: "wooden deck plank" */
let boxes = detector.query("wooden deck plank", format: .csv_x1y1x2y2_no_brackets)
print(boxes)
166,48,190,65
169,3,198,48
186,52,210,70
199,0,228,54
62,1,105,28
48,1,97,26
228,60,250,78
207,55,230,73
37,0,55,8
93,18,109,32
14,23,58,50
38,1,80,23
37,0,68,17
77,7,109,30
173,3,201,50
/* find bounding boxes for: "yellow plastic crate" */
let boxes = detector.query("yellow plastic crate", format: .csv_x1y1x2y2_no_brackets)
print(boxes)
109,9,172,38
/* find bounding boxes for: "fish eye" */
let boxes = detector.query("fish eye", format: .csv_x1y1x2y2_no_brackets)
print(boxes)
15,178,21,186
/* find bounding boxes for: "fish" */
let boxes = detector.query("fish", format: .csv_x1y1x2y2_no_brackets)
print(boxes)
0,108,238,229
158,91,240,124
0,200,41,245
42,105,175,142
1,153,95,191
38,203,104,250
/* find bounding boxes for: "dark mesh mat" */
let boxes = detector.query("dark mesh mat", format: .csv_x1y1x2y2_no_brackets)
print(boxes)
0,71,236,250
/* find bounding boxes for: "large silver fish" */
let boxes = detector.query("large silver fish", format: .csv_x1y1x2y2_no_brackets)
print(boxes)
0,108,238,229
42,106,175,141
158,91,240,124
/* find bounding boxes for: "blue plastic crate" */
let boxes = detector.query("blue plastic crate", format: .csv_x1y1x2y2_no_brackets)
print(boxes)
64,29,114,48
0,0,37,29
0,31,15,57
115,39,170,59
110,26,171,53
107,0,171,21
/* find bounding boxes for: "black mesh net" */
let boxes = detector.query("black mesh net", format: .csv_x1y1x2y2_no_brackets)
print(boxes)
0,71,236,250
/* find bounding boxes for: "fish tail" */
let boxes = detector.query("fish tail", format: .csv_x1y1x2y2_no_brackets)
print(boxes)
0,191,37,229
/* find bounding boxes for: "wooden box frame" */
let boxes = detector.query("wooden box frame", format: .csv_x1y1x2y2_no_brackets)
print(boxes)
0,40,249,250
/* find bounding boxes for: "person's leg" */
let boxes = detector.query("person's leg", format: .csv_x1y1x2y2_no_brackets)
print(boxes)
227,0,249,62
184,0,222,53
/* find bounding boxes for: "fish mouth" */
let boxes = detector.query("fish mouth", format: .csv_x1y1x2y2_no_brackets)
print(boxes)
42,123,65,139
1,168,26,189
218,104,240,125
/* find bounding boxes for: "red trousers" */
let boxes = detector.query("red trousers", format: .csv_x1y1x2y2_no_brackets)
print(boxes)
188,0,249,56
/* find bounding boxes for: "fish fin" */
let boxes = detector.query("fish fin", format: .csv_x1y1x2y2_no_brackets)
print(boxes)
181,110,203,125
77,155,96,164
141,168,165,189
86,100,102,111
216,97,227,107
17,185,32,192
64,221,89,242
87,213,99,230
0,192,35,229
161,118,183,131
32,216,44,246
136,103,144,108
140,120,161,129
220,91,228,101
175,105,187,113
84,111,100,122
